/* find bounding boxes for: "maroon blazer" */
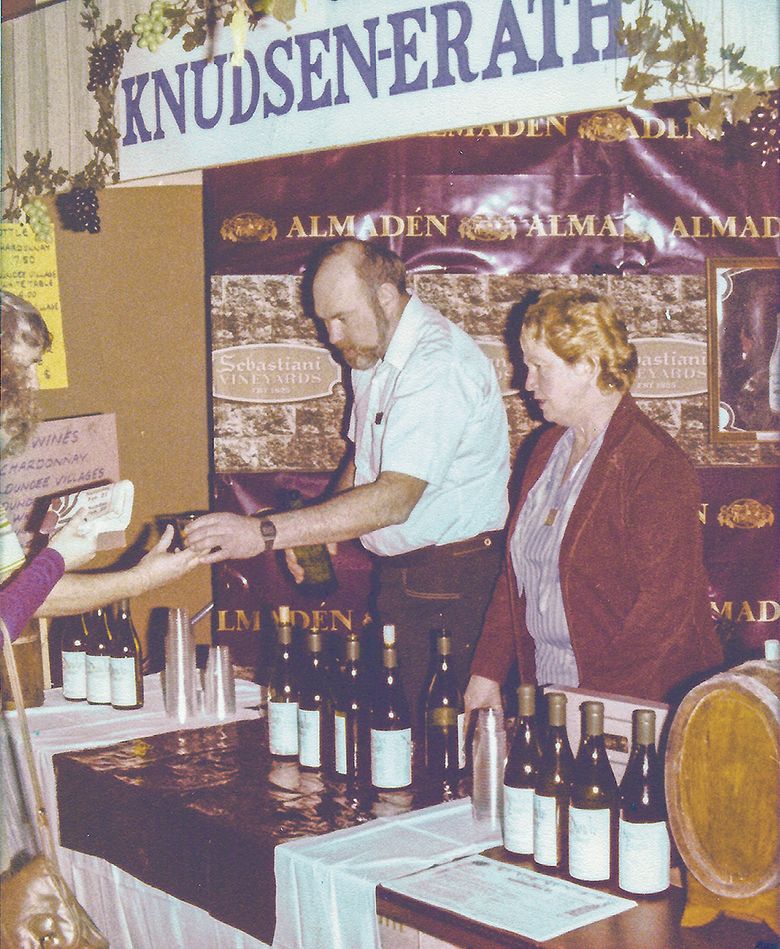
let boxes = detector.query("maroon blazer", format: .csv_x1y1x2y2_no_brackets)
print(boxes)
471,395,723,702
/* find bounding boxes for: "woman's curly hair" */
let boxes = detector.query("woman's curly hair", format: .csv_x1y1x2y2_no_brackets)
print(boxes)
523,289,638,393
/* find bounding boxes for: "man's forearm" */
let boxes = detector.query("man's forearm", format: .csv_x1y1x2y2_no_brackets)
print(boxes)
271,471,425,550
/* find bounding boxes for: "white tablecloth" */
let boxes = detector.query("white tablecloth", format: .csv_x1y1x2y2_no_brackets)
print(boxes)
274,798,502,949
1,674,270,949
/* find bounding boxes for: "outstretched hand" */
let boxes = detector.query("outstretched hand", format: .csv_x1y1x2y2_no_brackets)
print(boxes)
131,525,204,593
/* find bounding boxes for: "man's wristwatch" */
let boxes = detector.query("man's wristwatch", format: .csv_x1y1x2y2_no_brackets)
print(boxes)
251,512,277,552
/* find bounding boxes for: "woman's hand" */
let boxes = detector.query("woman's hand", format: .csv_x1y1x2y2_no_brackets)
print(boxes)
464,674,503,731
48,514,98,570
129,525,204,594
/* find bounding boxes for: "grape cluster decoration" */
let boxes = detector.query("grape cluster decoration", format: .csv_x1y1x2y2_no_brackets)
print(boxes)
23,199,54,244
56,188,101,234
133,1,170,53
87,39,124,91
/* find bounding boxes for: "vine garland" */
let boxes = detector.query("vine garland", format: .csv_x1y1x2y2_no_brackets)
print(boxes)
2,0,778,243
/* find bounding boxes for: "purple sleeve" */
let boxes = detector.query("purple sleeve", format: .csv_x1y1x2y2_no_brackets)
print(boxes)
0,548,66,642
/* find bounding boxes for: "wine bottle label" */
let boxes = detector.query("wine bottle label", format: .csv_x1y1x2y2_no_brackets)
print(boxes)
109,656,139,707
618,818,671,893
298,708,321,768
86,654,111,704
457,712,466,771
62,650,87,700
569,805,612,881
504,786,534,854
371,728,412,788
533,793,561,866
269,701,299,756
334,711,347,774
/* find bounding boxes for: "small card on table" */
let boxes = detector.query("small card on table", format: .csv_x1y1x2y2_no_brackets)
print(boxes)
384,855,636,942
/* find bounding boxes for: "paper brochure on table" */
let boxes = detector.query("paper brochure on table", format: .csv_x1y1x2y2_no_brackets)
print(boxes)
384,854,637,942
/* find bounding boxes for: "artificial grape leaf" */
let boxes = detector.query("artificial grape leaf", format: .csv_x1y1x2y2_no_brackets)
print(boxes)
729,87,763,125
271,0,296,27
183,25,207,51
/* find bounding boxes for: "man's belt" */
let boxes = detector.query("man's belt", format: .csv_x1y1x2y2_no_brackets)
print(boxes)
380,530,503,569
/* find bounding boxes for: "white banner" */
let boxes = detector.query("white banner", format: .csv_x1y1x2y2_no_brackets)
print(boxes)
119,0,633,180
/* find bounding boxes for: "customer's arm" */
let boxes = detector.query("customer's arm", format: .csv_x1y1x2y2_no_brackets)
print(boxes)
34,525,202,617
1,514,98,637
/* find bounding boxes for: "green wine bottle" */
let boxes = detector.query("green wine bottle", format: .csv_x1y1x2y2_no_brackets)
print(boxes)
533,692,574,871
618,709,670,895
569,701,619,883
268,605,299,758
503,684,541,856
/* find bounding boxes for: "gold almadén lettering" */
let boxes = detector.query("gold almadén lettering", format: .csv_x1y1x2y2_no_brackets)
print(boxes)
710,600,780,622
430,116,568,138
270,608,354,632
525,214,622,237
671,216,780,238
216,609,261,632
287,214,448,239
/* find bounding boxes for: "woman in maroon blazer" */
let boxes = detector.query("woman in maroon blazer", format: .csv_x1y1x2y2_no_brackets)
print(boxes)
466,290,722,707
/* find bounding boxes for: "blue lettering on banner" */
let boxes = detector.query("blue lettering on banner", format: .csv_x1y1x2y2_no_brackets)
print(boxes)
230,50,260,125
121,1,627,147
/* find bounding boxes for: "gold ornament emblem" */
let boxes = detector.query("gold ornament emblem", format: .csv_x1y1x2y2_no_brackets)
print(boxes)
717,498,775,529
458,214,517,242
220,213,278,243
623,224,653,243
578,111,632,143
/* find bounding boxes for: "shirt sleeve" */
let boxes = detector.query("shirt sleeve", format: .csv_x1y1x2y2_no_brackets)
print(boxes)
0,548,65,642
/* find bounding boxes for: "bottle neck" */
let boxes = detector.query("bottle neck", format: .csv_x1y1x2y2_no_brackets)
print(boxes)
277,625,293,647
382,647,398,670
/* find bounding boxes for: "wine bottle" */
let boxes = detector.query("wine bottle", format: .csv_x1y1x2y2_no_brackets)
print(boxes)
282,489,337,595
504,684,541,856
533,691,574,871
618,709,670,895
370,624,412,790
61,614,88,702
109,599,144,710
333,633,369,785
297,625,331,770
423,623,464,787
85,607,112,706
268,605,299,758
569,701,619,883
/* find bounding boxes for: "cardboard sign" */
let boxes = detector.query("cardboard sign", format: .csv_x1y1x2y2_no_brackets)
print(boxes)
0,414,120,551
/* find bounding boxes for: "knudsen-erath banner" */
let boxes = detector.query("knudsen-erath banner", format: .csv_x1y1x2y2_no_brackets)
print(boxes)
119,0,635,179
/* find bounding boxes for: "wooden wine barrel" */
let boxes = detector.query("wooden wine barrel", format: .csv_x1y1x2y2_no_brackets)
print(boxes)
665,660,780,899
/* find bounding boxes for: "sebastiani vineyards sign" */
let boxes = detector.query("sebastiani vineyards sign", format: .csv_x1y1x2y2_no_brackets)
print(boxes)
118,0,630,179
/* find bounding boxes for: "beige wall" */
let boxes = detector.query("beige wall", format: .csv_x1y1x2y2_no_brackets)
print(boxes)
37,184,213,647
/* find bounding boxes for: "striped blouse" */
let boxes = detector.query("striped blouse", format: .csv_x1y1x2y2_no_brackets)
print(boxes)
510,427,606,687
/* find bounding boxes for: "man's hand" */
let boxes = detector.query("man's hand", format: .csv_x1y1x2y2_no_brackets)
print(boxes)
48,514,99,570
184,513,263,563
130,525,205,593
284,543,338,584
